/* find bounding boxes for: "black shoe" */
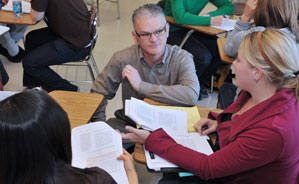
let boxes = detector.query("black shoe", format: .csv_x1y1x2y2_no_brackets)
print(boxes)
200,86,209,98
0,45,25,63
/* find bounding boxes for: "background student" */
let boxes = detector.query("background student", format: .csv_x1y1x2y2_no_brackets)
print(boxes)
219,0,299,109
121,29,299,184
0,90,138,184
164,0,234,99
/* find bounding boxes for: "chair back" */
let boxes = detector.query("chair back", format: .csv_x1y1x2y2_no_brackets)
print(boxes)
85,4,98,60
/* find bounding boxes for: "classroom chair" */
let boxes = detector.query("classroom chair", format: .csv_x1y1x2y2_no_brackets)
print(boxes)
57,4,99,83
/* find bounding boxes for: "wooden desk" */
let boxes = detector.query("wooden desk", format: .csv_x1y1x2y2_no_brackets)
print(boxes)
166,16,235,36
134,103,222,164
0,11,35,25
49,90,104,129
217,38,235,64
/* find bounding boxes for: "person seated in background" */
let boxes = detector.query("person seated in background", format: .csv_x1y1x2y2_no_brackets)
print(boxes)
91,4,199,150
219,0,299,109
0,0,27,63
0,59,9,90
0,24,27,63
22,0,92,92
164,0,234,100
121,29,299,184
0,90,138,184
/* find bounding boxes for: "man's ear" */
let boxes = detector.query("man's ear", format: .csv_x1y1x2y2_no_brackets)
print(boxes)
132,31,138,44
166,22,170,38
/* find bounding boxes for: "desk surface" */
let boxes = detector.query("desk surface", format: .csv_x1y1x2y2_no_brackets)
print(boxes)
134,104,222,164
0,11,35,25
166,16,227,36
217,38,235,64
49,90,104,129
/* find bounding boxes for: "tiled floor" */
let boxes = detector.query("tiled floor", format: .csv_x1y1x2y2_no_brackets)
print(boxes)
1,1,220,183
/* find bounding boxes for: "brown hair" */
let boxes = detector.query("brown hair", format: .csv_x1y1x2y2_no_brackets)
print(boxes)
254,0,299,42
240,28,299,98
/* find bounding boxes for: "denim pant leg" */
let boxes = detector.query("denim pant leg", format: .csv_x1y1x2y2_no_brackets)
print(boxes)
23,28,90,92
167,30,213,87
192,32,222,86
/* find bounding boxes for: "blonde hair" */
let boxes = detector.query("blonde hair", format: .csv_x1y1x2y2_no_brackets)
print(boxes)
240,28,299,98
254,0,299,42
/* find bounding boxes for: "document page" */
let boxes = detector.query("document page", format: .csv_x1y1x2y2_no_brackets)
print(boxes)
144,133,213,171
211,19,236,31
2,0,31,13
125,97,188,135
0,91,19,101
0,25,9,36
72,122,129,184
155,105,200,132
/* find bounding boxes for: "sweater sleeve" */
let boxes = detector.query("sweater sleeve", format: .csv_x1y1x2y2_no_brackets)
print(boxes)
224,18,266,57
145,125,284,180
170,0,233,26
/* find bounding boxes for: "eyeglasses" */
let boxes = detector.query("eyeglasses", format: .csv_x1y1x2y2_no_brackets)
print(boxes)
135,23,167,40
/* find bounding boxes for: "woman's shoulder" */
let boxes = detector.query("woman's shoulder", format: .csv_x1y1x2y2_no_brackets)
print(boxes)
84,167,117,184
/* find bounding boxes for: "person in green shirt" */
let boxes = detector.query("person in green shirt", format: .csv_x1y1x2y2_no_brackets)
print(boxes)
164,0,234,99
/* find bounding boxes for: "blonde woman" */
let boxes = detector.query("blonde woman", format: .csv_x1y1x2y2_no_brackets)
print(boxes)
122,29,299,184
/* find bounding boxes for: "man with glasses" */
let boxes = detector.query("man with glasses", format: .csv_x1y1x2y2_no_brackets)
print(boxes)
91,4,199,151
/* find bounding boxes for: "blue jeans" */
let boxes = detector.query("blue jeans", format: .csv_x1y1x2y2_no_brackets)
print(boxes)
22,27,90,92
167,30,222,88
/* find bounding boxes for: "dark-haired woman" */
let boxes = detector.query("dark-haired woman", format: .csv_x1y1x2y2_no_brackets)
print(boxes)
0,90,138,184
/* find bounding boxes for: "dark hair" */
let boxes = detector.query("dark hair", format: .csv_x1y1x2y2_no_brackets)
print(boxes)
0,90,91,184
254,0,299,42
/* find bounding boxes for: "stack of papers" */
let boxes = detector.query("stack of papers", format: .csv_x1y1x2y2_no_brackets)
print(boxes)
2,0,31,13
72,122,129,184
144,133,213,171
125,97,188,135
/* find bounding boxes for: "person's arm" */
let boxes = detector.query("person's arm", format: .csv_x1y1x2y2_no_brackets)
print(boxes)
117,149,139,184
138,53,199,106
90,53,122,121
169,0,233,26
223,0,262,57
145,124,283,180
30,8,44,22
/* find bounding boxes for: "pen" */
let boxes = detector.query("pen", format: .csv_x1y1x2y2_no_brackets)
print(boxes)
149,151,155,159
222,15,227,18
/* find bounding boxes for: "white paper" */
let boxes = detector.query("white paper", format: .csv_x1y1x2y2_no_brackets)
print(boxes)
0,25,9,36
0,91,19,101
144,133,213,171
2,0,31,13
125,97,188,135
211,19,236,31
71,122,129,184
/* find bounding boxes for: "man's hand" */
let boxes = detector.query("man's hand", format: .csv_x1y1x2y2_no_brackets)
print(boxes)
122,65,142,91
121,126,150,144
193,118,218,136
241,0,257,22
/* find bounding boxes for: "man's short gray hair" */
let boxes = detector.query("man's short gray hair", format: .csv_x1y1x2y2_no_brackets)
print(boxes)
132,4,166,27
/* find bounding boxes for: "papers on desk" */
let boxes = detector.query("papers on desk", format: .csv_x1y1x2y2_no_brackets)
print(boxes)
71,122,129,184
211,19,236,31
0,25,9,36
125,97,188,135
144,133,213,171
2,0,31,13
0,91,19,101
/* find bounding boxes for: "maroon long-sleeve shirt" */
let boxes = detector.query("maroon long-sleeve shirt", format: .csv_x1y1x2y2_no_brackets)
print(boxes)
145,89,299,184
